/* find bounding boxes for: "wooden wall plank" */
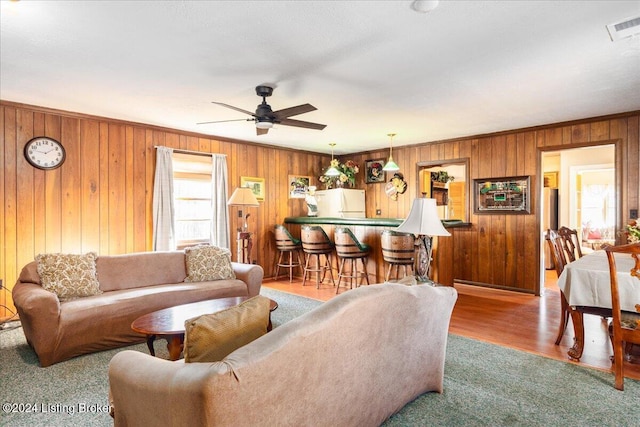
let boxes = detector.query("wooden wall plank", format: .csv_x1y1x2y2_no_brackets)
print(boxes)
2,106,17,315
108,124,126,254
61,117,81,253
16,110,35,269
33,113,47,256
132,127,147,252
44,114,62,253
99,122,110,255
81,120,101,252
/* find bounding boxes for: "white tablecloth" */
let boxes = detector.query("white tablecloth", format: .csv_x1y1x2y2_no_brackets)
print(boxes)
557,250,639,312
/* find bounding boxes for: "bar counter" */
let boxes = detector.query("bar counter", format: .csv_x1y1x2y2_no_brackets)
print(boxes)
284,217,471,285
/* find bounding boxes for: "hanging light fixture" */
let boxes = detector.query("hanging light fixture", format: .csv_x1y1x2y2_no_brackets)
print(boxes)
325,142,341,177
382,133,400,172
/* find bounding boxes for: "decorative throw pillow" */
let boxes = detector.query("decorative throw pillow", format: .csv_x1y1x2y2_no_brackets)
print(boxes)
183,295,271,363
184,245,236,282
35,252,102,301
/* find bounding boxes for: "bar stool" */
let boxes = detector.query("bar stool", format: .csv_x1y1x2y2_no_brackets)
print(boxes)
273,224,304,282
381,230,415,281
300,225,336,289
334,227,370,294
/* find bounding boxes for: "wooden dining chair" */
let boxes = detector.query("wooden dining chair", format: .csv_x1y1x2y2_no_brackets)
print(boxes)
546,229,572,345
558,226,583,262
603,242,640,391
546,229,610,358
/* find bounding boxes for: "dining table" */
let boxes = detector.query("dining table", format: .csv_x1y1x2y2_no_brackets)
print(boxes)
556,250,640,361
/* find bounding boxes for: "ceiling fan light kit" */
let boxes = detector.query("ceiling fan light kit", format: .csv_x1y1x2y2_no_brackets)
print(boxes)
255,119,273,129
199,85,326,136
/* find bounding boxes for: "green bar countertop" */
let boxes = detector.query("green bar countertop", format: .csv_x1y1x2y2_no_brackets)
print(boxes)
284,217,471,228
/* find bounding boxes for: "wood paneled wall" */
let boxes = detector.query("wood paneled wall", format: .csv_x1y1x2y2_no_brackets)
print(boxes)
0,101,328,318
346,112,639,294
1,100,639,318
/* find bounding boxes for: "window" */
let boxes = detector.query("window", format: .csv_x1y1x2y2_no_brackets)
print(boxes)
172,152,213,249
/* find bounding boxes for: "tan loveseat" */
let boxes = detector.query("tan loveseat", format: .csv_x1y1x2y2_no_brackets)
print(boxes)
109,283,458,426
13,250,264,367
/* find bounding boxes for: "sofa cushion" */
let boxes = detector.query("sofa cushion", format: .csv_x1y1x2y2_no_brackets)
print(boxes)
36,252,102,301
184,245,235,282
183,295,270,363
96,251,187,292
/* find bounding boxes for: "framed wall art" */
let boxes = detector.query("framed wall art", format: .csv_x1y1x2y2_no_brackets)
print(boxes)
288,175,311,198
474,176,530,214
240,176,265,201
365,159,386,183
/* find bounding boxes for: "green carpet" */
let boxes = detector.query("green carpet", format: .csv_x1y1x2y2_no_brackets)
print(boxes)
0,287,638,426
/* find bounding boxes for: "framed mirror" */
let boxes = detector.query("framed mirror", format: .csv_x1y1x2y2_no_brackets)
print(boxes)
416,158,470,223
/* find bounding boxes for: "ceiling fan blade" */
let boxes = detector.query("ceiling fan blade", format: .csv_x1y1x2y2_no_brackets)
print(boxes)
196,118,253,125
211,101,255,117
279,118,326,130
272,103,317,119
256,127,269,136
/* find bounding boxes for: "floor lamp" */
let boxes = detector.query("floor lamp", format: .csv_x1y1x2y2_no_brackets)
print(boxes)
395,198,450,284
227,186,259,263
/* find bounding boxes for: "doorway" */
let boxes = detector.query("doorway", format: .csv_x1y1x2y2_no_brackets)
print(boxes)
540,144,616,290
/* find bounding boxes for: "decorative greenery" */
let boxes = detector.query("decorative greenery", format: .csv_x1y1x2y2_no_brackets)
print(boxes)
431,171,455,183
319,159,359,188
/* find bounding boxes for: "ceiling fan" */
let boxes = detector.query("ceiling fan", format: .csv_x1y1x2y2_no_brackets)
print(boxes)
197,85,326,135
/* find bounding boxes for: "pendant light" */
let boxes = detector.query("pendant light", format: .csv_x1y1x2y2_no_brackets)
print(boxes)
325,142,341,177
382,133,400,172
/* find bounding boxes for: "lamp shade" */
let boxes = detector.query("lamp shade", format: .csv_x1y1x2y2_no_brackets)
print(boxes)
227,187,259,206
382,157,400,172
395,198,450,237
325,166,341,176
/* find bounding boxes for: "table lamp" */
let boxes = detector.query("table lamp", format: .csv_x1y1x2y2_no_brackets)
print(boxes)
227,186,260,232
395,198,450,284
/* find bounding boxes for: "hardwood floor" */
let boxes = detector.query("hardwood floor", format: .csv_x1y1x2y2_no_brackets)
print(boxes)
263,269,640,381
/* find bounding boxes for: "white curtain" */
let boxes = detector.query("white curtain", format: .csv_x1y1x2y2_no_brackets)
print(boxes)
152,147,175,251
211,154,230,248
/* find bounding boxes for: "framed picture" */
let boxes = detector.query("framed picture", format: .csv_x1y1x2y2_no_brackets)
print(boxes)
474,176,530,214
240,176,265,201
365,159,386,183
288,175,311,198
543,171,558,188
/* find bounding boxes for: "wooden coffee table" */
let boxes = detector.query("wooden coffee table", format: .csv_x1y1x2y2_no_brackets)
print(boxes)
131,297,278,361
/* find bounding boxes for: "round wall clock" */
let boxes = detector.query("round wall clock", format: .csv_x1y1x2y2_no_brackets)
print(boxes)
24,137,66,170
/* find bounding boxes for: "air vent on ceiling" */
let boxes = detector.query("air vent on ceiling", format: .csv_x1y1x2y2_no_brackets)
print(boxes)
606,16,640,41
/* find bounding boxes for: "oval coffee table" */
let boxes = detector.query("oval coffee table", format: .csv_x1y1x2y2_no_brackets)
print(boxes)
131,296,278,361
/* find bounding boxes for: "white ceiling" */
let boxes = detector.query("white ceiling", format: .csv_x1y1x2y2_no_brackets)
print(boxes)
1,1,639,155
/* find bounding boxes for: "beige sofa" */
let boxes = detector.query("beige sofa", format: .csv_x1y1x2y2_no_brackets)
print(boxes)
13,250,264,367
109,283,458,426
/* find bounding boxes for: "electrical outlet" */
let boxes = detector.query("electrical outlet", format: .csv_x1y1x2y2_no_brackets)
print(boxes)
238,210,243,218
631,209,638,218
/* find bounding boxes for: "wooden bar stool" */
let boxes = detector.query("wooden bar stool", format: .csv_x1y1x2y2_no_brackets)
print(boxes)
273,224,304,282
381,230,415,281
300,225,336,289
334,227,370,294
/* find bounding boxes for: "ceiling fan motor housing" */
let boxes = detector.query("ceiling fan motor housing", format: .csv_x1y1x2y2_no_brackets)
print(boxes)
255,103,275,121
255,85,274,98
